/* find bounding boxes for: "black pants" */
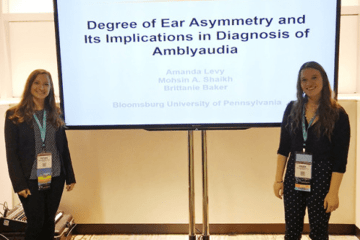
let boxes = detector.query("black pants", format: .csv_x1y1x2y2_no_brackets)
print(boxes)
19,174,65,240
284,157,332,240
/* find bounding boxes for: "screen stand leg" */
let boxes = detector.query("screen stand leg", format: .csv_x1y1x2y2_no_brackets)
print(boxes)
188,130,210,240
202,130,210,240
188,130,196,240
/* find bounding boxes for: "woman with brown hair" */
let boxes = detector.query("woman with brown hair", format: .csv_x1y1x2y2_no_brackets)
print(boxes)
273,62,350,240
4,69,76,240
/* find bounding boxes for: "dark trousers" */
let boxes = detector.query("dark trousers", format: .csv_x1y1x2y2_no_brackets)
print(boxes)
284,188,331,240
19,174,65,240
284,157,332,240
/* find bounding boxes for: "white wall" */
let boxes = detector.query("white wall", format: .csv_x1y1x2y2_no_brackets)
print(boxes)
0,0,11,99
357,100,360,228
60,100,355,224
338,14,359,94
8,19,59,97
342,0,360,6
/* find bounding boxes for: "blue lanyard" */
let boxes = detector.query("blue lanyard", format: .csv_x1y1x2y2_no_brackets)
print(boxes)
302,105,317,152
33,110,47,149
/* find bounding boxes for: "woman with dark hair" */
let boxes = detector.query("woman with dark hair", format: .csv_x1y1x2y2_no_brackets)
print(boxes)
4,69,76,240
273,62,350,240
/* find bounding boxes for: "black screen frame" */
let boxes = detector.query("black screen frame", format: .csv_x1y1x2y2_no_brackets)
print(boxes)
52,0,341,131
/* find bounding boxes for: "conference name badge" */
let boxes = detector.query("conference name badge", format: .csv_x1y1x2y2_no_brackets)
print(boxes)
295,152,312,192
37,152,52,191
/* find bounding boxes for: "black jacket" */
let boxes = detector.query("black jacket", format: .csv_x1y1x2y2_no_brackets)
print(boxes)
277,101,350,173
4,110,76,193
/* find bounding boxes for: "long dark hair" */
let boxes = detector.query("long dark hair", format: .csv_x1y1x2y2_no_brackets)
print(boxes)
289,61,340,140
8,69,64,128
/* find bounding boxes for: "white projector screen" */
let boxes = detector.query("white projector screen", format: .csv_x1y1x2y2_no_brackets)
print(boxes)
53,0,340,129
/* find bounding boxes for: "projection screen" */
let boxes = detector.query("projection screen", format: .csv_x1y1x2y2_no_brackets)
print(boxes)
53,0,340,129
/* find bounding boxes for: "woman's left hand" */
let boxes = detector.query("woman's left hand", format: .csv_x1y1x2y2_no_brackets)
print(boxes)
66,183,75,192
324,192,339,213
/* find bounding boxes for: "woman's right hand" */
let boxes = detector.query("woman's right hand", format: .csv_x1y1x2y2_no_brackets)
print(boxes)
273,181,284,199
18,189,31,198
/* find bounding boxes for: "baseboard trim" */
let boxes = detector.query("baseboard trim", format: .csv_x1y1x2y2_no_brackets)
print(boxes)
355,225,360,239
73,224,356,235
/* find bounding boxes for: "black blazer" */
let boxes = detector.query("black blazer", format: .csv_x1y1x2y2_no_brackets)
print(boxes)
4,110,76,193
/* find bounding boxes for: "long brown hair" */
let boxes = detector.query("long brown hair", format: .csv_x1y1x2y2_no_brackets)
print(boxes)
289,61,340,140
8,69,64,128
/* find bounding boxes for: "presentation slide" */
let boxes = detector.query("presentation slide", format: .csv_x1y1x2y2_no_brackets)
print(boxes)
54,0,339,129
